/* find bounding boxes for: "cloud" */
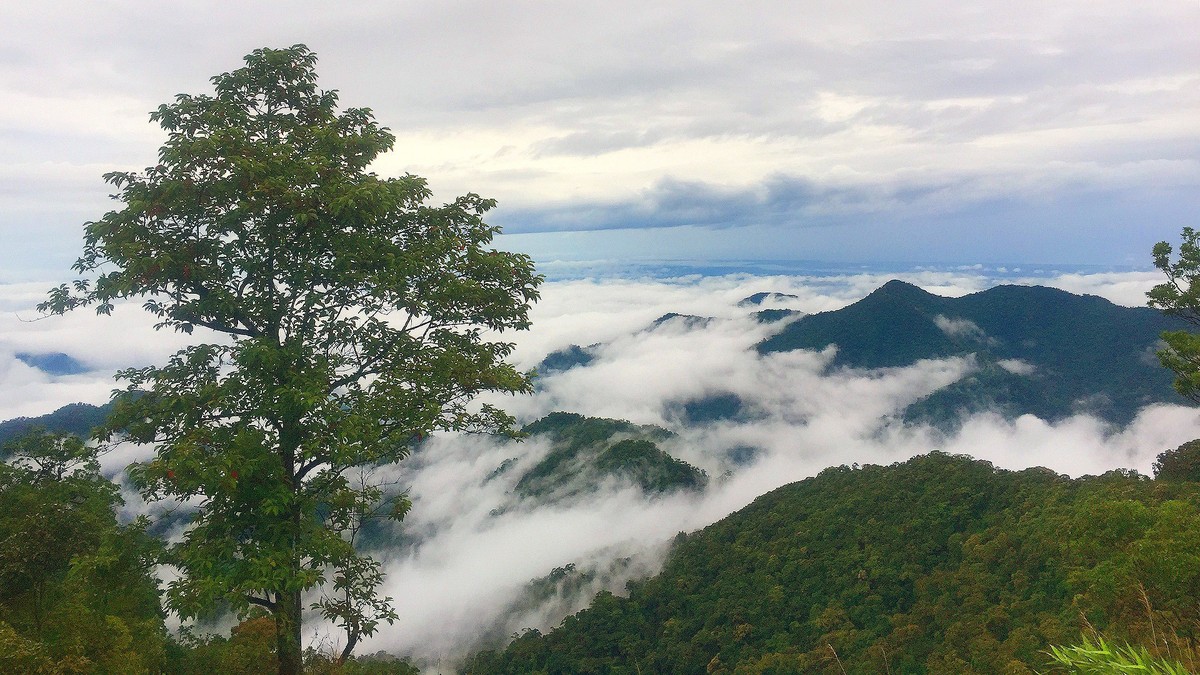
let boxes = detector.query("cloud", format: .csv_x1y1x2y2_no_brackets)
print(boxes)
349,272,1200,665
2,2,1198,277
933,314,986,340
997,358,1036,375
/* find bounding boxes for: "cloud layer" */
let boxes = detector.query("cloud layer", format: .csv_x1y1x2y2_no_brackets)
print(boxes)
2,2,1198,277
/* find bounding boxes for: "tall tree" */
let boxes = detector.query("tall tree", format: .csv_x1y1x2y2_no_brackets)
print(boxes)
1148,226,1200,402
41,44,541,673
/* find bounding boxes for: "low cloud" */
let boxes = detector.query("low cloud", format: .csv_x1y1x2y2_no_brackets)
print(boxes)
934,314,987,340
997,358,1036,375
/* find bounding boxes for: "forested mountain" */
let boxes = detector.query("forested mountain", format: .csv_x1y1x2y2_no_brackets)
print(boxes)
14,351,89,375
757,280,1185,426
0,402,111,449
467,451,1200,674
511,412,708,500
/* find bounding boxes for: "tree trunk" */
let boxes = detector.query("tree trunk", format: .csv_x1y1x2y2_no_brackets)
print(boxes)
276,589,303,675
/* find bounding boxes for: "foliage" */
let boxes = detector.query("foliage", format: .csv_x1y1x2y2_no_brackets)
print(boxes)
39,44,540,672
514,413,705,500
1149,227,1200,403
0,429,168,672
0,402,111,450
1046,636,1191,674
468,453,1200,674
1154,440,1200,482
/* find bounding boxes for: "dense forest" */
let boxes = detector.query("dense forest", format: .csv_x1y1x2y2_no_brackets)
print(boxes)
466,450,1200,674
757,280,1187,426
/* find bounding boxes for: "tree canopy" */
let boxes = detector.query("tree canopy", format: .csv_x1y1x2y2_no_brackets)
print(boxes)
466,453,1200,674
1149,226,1200,402
40,44,540,673
0,430,167,673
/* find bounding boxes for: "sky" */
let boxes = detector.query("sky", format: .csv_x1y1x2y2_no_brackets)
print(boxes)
3,1,1199,281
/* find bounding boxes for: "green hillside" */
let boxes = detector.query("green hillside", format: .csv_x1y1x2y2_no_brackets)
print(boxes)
466,451,1200,674
514,412,708,500
0,402,111,450
757,280,1185,425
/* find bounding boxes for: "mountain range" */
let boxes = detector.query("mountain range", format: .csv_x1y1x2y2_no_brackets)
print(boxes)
756,280,1185,426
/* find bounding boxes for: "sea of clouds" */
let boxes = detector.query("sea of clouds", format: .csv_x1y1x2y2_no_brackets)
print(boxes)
2,267,1198,668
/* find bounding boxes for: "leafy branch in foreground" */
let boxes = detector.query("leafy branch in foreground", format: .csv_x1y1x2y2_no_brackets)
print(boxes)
1046,636,1191,674
1149,226,1200,403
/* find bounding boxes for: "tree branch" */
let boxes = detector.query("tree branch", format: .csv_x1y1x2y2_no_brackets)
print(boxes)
246,594,278,612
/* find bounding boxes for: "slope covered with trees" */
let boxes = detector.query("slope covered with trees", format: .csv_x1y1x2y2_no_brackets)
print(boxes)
0,402,111,449
757,280,1186,426
513,412,708,500
467,451,1200,674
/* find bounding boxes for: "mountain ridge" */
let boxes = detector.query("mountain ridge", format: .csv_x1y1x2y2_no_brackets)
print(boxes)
756,280,1185,425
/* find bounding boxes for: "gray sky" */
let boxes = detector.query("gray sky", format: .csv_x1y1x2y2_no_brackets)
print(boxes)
2,1,1198,279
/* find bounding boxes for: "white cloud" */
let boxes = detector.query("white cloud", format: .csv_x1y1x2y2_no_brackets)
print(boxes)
934,314,986,340
997,358,1036,375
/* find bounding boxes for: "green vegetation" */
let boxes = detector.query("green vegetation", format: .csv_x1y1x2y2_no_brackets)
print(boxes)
1154,439,1200,483
468,452,1200,674
39,44,539,673
0,402,111,450
1047,636,1191,674
0,430,167,673
1149,226,1200,403
758,280,1185,426
515,412,707,500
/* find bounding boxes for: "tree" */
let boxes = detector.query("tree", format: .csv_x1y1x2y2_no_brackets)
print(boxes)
1154,439,1200,482
40,44,541,674
0,430,168,672
1148,227,1200,402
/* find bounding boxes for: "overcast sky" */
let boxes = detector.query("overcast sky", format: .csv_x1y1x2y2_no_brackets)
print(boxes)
2,1,1198,279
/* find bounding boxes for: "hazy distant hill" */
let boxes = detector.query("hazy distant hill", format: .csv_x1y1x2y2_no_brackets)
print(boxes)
757,280,1185,426
15,351,89,375
467,452,1200,673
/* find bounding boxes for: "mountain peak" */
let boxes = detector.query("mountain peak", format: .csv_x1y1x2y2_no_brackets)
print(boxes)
868,279,935,301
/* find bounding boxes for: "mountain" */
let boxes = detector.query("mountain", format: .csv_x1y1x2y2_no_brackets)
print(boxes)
466,452,1200,673
535,344,597,377
738,291,800,307
15,351,90,375
0,401,111,450
511,412,708,500
757,280,1186,425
